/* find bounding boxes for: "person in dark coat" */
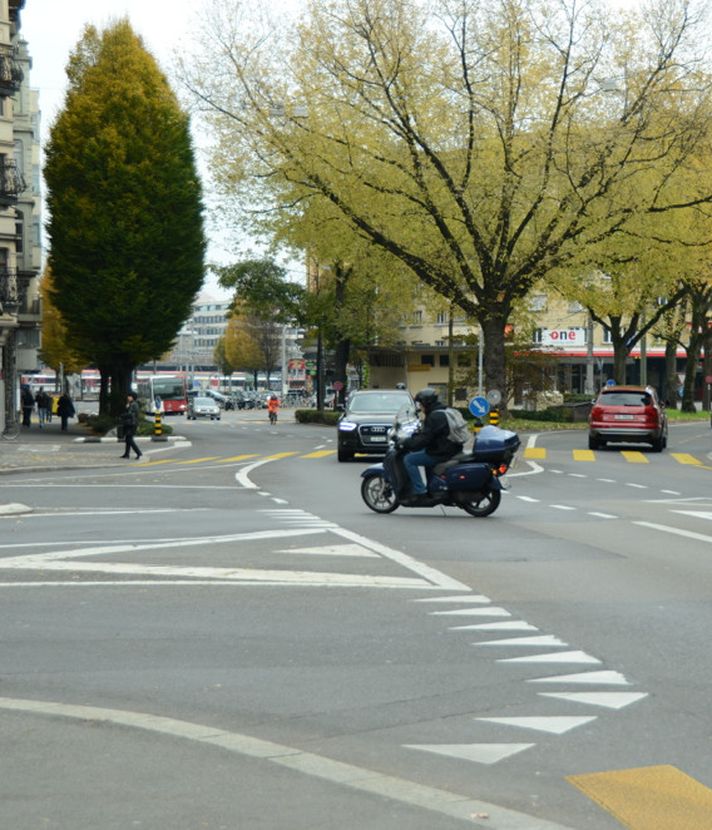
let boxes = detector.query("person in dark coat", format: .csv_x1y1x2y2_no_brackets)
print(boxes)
56,392,75,432
120,392,143,460
402,388,463,498
21,385,34,427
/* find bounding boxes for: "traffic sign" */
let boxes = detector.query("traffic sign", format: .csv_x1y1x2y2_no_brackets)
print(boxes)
469,396,490,418
486,388,502,406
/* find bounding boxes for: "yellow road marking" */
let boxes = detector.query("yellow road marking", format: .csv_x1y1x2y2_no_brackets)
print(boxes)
301,450,336,459
264,452,299,460
572,449,595,462
138,459,176,466
620,451,649,464
671,453,702,466
217,454,260,463
176,456,221,465
524,447,547,460
568,765,712,830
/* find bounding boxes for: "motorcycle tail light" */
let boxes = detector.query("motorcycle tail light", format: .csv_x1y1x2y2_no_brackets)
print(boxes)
498,463,509,475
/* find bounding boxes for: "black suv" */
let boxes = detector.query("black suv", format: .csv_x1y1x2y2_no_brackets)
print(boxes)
337,389,414,462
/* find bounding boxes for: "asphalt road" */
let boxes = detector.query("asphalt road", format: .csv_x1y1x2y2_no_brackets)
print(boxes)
1,411,711,829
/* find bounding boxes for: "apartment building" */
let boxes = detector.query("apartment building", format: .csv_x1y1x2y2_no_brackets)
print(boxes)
0,0,40,430
367,291,684,404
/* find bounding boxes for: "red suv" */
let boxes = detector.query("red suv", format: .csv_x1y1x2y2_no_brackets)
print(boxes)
588,385,668,452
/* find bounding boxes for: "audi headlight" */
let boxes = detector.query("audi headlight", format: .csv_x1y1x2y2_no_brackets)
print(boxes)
338,420,358,431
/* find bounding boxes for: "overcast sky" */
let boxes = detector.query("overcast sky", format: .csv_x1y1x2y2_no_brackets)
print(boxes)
20,0,304,296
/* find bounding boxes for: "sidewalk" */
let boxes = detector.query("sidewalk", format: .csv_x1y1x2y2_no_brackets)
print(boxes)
0,418,182,476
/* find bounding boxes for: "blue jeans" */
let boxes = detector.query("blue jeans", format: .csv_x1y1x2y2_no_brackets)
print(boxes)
403,449,439,495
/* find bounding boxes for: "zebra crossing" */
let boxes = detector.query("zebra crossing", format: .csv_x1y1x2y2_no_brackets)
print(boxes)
524,448,711,466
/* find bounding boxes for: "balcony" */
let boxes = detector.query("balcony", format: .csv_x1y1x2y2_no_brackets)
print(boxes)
0,158,26,207
0,49,23,97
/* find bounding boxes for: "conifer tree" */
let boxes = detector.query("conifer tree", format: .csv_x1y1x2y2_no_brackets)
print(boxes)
45,19,205,414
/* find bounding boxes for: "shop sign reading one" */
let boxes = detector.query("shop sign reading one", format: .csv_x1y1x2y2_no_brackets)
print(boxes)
541,327,586,347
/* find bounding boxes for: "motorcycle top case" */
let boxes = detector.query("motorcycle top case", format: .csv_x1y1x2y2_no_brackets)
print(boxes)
470,425,520,463
445,462,492,492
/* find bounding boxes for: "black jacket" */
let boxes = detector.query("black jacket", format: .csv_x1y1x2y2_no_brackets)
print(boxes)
402,402,463,461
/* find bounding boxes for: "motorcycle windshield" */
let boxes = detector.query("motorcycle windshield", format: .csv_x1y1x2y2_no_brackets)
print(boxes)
394,403,417,429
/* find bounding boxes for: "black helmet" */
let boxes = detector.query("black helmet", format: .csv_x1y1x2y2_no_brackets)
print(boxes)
414,388,439,411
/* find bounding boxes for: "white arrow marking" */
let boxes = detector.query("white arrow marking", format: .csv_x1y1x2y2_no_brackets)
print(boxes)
475,716,597,735
528,670,629,685
499,650,600,664
474,635,567,647
404,743,535,765
465,621,539,631
672,510,712,521
539,692,648,709
274,544,379,558
412,595,491,603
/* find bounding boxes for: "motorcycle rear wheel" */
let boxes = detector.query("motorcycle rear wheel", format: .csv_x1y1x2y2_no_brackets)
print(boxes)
361,474,399,513
460,489,501,517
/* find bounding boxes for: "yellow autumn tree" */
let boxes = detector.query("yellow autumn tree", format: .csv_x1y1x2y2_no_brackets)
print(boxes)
39,267,89,381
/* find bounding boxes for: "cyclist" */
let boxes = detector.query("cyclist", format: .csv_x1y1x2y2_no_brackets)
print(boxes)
267,394,280,424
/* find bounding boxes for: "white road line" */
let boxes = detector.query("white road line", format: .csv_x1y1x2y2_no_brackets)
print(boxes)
516,495,540,503
633,521,712,545
550,504,576,511
661,489,682,495
625,483,648,489
587,512,618,519
0,697,575,830
596,478,616,483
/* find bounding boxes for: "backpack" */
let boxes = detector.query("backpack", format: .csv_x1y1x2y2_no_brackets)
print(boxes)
443,407,471,445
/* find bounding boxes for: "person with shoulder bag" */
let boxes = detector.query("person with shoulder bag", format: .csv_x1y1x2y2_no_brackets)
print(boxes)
120,392,143,460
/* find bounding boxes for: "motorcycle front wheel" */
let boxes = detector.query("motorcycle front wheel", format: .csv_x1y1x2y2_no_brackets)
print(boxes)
361,474,399,513
459,489,501,517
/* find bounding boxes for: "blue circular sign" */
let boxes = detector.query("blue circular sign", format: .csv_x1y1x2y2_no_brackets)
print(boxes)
469,396,490,418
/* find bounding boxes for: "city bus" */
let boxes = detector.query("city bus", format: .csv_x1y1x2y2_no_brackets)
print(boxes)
135,375,189,415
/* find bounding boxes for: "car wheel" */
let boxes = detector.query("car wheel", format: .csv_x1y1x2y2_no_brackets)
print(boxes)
338,447,353,462
588,435,601,450
651,435,664,452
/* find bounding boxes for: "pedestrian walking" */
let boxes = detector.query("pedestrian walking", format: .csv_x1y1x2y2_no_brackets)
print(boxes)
20,385,34,427
35,387,51,428
120,392,143,460
56,391,75,432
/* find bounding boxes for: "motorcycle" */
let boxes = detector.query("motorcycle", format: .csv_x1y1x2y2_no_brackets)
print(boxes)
360,406,520,517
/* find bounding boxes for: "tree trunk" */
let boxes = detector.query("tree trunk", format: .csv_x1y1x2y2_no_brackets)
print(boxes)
480,314,507,412
612,342,628,385
333,336,350,406
664,339,679,409
98,367,110,415
681,338,701,413
109,361,133,416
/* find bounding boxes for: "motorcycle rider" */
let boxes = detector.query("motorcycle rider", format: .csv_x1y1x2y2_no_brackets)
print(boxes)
401,388,464,502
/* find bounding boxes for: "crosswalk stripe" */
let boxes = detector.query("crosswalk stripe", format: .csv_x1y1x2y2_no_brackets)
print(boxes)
301,450,336,458
620,451,649,464
572,449,595,462
524,447,546,459
671,453,702,466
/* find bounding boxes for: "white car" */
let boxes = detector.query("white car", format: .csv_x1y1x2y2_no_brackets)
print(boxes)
187,396,221,420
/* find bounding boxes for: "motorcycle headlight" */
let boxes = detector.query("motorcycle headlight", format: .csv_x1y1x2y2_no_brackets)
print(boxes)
338,420,358,431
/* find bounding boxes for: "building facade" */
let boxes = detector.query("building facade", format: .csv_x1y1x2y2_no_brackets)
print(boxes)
0,0,40,431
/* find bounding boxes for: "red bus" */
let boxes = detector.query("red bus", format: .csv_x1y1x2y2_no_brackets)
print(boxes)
136,375,188,416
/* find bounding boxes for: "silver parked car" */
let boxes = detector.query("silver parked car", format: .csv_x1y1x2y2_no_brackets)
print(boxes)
187,396,221,420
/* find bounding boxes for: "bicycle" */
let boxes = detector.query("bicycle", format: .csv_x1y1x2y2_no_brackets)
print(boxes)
1,418,20,440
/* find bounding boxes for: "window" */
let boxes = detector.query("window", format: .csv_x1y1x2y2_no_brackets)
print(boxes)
436,311,446,325
421,354,434,366
529,294,547,311
439,354,449,367
568,300,584,312
413,310,423,324
603,328,613,344
533,328,543,343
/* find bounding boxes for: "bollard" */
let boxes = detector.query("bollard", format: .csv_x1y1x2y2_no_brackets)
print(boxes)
153,411,162,437
488,408,500,427
471,417,484,435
